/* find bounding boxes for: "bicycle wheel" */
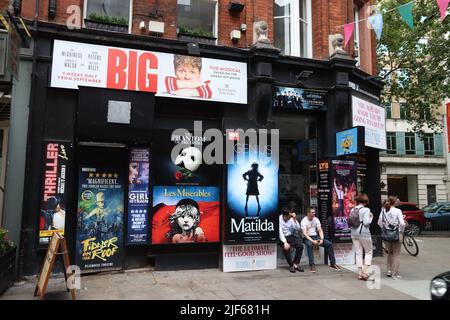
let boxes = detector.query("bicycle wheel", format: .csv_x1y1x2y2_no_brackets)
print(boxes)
403,234,419,257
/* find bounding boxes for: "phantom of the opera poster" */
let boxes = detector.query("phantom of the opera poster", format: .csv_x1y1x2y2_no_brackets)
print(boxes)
152,130,220,186
152,186,220,244
75,167,124,272
225,138,279,244
331,159,357,242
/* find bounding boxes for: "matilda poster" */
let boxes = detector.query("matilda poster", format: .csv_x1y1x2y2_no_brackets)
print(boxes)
331,159,357,242
75,167,124,271
127,148,150,245
225,137,279,244
39,142,70,245
152,186,219,244
153,130,220,186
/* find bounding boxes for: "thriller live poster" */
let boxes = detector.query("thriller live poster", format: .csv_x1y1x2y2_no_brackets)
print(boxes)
127,148,150,245
39,142,70,246
225,136,279,244
331,159,357,242
75,167,124,272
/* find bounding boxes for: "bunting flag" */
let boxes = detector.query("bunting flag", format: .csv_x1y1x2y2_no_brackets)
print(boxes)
343,23,354,48
437,0,449,21
369,14,383,40
399,2,415,30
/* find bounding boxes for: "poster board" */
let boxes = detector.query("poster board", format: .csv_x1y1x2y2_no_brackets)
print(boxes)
34,232,76,300
223,244,277,272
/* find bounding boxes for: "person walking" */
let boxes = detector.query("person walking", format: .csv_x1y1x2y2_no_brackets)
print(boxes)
378,196,406,279
348,194,373,280
279,207,304,273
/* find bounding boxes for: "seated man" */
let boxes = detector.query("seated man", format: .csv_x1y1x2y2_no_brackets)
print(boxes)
301,207,341,273
279,207,304,273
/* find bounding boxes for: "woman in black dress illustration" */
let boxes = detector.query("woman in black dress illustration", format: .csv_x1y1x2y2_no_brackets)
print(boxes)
242,162,264,216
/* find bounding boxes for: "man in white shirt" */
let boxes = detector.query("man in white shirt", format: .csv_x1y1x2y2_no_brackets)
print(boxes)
279,208,304,273
301,207,341,273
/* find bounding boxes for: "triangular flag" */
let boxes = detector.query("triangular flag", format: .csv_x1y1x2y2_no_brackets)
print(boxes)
369,14,383,40
343,23,354,48
398,2,414,30
437,0,449,21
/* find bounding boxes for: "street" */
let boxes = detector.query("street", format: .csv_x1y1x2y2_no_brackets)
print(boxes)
2,236,449,300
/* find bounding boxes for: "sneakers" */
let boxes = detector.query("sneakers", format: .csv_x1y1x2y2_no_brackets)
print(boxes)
295,265,304,272
393,274,402,280
289,266,296,273
387,270,392,277
330,264,342,271
310,264,316,273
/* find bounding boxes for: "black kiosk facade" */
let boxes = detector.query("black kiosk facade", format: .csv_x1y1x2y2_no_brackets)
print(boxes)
18,23,384,276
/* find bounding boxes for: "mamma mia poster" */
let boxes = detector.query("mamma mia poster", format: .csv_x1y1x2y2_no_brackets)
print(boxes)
331,159,357,242
152,186,219,244
225,135,279,244
75,166,124,272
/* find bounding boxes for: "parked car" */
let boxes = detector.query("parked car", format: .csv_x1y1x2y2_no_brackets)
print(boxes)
396,202,426,236
422,202,450,231
431,271,450,300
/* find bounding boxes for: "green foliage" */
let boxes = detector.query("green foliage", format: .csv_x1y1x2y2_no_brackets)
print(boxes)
87,13,128,27
178,25,215,38
377,0,449,137
0,228,14,256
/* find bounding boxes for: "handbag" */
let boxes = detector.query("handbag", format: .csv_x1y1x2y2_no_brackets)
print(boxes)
381,210,399,242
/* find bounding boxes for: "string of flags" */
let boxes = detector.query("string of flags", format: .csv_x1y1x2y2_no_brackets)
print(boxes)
341,0,449,47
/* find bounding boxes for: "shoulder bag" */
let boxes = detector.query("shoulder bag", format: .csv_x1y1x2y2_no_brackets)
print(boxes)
381,209,399,242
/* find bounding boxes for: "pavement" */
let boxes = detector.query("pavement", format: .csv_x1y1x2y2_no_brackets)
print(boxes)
1,236,449,300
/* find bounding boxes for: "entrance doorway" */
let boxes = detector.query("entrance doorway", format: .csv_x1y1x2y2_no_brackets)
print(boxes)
273,114,317,215
74,144,129,272
387,175,418,204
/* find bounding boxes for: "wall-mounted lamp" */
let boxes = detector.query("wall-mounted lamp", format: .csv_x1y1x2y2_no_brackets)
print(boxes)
48,0,57,20
187,42,200,56
13,0,22,15
296,70,314,86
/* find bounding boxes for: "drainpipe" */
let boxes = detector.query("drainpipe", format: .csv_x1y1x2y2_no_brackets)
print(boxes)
18,0,40,279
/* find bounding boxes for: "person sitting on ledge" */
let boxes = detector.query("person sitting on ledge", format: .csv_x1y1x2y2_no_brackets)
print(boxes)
278,207,304,273
301,207,342,273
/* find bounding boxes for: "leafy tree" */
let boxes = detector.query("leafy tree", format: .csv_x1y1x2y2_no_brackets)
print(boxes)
376,0,449,136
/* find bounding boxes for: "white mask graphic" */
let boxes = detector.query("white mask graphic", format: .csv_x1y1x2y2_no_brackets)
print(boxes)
175,147,202,172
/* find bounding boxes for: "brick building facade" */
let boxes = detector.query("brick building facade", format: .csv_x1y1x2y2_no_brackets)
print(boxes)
18,0,377,74
1,0,385,276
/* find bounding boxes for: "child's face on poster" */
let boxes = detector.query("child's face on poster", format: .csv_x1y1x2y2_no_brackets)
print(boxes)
175,66,201,81
177,213,195,231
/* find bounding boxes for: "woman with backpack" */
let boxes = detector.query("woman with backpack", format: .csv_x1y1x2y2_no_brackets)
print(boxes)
349,193,373,280
378,196,406,279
